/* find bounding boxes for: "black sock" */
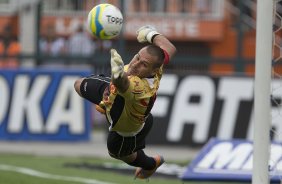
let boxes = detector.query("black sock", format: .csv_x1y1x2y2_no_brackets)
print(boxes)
128,150,156,170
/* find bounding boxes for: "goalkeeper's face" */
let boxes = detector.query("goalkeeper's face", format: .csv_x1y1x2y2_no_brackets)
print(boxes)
127,47,159,78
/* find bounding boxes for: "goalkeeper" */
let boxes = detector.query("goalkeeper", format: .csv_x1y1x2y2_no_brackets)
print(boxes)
74,25,176,179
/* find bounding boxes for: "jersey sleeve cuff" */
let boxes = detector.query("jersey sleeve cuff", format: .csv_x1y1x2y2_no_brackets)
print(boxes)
163,49,170,65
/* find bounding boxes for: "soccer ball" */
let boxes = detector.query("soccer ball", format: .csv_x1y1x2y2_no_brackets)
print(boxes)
87,3,123,39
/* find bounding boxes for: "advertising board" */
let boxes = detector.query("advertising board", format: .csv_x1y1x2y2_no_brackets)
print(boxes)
0,68,91,141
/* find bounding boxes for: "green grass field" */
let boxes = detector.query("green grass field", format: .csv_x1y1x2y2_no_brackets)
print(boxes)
0,154,249,184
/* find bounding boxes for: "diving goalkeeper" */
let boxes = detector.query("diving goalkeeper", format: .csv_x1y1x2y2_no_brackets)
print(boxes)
74,25,176,179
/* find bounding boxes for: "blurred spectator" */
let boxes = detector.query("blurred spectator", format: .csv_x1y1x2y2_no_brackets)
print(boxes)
190,0,210,16
230,0,253,18
149,0,165,12
129,0,165,13
70,0,84,10
180,0,213,16
131,0,149,12
39,25,67,66
97,40,113,53
0,25,20,68
166,0,179,13
68,25,95,56
167,0,212,16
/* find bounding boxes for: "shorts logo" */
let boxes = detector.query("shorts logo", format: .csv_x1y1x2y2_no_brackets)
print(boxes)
84,82,88,91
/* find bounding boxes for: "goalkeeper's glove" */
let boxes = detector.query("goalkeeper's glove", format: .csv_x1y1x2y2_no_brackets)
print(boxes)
136,25,161,43
110,49,124,79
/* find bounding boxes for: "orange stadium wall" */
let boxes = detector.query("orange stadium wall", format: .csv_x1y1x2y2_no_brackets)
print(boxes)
243,30,256,75
0,14,227,41
208,19,256,75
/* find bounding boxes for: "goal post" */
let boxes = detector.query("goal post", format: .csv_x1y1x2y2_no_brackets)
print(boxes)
252,0,273,184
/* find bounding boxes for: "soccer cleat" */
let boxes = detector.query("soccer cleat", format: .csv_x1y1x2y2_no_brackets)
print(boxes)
134,155,165,179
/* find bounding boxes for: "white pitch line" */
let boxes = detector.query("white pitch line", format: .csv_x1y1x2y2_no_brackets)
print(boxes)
0,164,116,184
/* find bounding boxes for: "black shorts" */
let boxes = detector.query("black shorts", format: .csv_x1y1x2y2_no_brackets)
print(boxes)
80,74,111,105
107,113,154,158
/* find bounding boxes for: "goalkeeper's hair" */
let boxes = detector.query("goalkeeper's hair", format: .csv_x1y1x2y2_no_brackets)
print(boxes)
145,45,165,69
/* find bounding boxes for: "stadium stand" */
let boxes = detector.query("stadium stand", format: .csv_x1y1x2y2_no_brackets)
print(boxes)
0,0,259,75
0,25,20,68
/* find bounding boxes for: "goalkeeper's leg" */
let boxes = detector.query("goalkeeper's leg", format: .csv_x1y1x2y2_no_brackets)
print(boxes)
107,114,164,179
110,149,164,179
74,74,110,104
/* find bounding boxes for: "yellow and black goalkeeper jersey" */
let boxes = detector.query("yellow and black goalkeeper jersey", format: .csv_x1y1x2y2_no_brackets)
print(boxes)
99,64,163,136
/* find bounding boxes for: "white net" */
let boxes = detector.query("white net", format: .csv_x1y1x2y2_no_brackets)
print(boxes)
272,0,282,139
271,0,282,182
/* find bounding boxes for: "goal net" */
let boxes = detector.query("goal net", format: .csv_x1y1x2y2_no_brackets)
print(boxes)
272,1,282,142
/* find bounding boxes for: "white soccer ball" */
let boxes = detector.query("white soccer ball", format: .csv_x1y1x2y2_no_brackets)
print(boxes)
87,3,123,39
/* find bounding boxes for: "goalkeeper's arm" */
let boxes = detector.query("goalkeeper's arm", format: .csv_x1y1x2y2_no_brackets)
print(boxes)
110,49,129,93
136,25,177,61
112,72,129,93
153,34,177,61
